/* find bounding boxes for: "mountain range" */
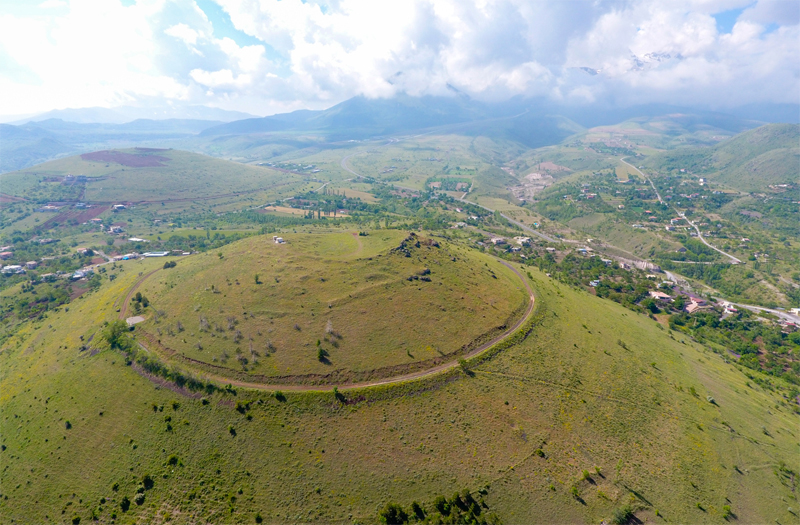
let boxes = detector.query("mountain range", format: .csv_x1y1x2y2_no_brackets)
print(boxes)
1,95,797,173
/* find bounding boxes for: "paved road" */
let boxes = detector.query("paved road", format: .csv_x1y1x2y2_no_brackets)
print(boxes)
128,259,536,392
620,157,741,264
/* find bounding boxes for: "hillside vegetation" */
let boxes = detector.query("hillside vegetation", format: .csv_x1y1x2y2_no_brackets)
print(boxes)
135,231,528,384
646,123,799,191
3,148,301,204
1,246,797,524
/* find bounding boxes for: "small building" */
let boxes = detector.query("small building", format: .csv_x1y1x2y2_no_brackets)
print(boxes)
0,252,13,260
142,251,169,257
113,204,127,210
619,262,631,270
25,261,38,269
688,296,706,306
685,303,700,314
649,291,672,301
128,237,148,243
273,236,285,244
514,237,531,245
490,237,506,245
2,265,23,274
589,280,600,287
545,247,556,253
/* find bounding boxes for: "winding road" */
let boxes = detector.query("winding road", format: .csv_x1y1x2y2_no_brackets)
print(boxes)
128,259,537,392
620,157,741,264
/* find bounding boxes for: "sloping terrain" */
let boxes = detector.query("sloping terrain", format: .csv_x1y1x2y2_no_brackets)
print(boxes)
0,253,796,524
646,123,799,191
135,231,528,384
1,148,302,204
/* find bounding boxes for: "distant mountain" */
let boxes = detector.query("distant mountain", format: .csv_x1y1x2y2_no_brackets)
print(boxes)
16,105,256,125
200,94,518,137
647,123,800,191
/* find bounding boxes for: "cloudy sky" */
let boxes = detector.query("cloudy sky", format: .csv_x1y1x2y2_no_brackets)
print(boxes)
0,0,798,117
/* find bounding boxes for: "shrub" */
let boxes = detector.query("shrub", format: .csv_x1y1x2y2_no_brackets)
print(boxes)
611,505,634,525
120,496,130,512
71,516,80,524
65,420,72,430
410,501,425,520
255,513,263,523
379,502,408,524
142,474,154,490
167,454,179,466
433,495,450,516
274,391,286,402
134,493,145,505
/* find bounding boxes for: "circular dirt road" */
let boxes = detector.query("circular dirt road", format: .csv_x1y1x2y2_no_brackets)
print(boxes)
127,259,536,392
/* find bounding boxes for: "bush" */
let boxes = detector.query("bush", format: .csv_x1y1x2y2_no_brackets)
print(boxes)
411,501,425,520
120,496,130,512
167,454,179,466
134,493,145,505
612,505,634,525
433,495,450,516
142,474,154,490
379,502,408,524
274,390,286,402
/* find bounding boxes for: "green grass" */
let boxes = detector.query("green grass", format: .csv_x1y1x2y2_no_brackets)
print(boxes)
1,250,797,523
135,230,528,383
1,148,305,203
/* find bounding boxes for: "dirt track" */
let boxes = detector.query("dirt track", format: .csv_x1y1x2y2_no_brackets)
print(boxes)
125,259,536,392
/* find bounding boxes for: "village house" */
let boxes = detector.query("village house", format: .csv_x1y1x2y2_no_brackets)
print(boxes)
0,252,13,260
514,236,531,246
648,291,672,301
25,261,38,269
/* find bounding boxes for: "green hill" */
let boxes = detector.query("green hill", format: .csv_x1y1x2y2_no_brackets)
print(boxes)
646,123,799,191
1,148,302,204
1,237,797,523
134,231,529,385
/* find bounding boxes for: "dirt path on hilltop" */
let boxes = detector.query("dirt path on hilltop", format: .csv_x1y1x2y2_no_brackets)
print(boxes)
123,259,536,392
117,268,160,318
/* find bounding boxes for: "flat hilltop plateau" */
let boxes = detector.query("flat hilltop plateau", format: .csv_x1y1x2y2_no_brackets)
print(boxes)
134,231,529,385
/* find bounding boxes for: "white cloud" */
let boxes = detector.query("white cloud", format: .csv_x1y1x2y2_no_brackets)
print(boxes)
38,0,68,8
0,0,797,117
165,23,202,46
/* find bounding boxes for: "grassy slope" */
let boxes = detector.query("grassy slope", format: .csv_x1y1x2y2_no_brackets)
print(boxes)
1,149,302,203
136,231,527,382
1,258,797,524
646,123,799,192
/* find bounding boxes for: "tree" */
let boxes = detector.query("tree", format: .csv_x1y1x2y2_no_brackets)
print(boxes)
379,503,408,524
103,320,131,350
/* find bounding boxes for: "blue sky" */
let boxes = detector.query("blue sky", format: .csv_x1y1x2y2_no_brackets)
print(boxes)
0,0,797,118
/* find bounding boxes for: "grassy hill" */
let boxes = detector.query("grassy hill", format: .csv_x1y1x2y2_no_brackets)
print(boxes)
135,231,528,384
1,238,797,524
2,148,302,204
645,123,799,191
